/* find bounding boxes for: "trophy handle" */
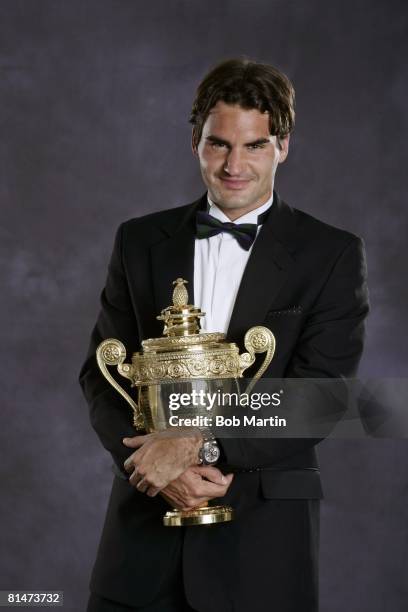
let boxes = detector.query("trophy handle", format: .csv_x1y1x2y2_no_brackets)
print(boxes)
96,338,145,430
239,326,276,393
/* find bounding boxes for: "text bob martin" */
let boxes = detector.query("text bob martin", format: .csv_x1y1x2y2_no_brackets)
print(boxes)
168,414,287,428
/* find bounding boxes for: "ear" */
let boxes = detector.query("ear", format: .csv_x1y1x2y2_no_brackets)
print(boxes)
191,130,198,156
277,134,290,163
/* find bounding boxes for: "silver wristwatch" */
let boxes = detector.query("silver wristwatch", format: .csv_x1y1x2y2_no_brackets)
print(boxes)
198,427,220,465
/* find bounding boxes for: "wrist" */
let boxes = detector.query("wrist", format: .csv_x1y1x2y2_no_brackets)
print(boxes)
187,428,204,465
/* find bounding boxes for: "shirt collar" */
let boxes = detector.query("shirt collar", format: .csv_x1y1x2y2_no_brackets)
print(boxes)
207,192,274,224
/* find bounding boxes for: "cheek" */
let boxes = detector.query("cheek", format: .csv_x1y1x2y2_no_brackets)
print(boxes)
255,156,278,180
199,152,220,175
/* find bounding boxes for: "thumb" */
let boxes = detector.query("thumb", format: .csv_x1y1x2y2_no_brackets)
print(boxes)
197,465,230,485
122,435,146,448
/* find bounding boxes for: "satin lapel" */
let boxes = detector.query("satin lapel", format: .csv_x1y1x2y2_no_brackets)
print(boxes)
227,194,297,347
150,195,205,314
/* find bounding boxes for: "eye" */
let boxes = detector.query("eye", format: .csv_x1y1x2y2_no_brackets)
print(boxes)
210,141,227,149
247,143,266,150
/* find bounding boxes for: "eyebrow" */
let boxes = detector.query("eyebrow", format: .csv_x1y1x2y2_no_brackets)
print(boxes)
206,135,271,147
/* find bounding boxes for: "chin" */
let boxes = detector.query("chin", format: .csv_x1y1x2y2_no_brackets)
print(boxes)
218,200,250,210
210,190,253,210
219,196,255,209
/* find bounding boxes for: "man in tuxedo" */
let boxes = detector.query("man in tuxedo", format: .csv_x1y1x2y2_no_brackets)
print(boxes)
79,58,369,611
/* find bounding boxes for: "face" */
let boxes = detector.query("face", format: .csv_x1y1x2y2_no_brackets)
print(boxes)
193,101,289,219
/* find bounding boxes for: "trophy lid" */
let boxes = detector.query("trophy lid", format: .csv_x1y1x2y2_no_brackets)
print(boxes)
157,278,203,337
141,278,226,353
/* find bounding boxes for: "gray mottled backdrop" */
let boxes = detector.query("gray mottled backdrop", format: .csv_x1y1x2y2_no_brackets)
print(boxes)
1,1,407,610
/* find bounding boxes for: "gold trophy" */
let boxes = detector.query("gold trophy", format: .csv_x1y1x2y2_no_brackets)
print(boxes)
96,278,275,526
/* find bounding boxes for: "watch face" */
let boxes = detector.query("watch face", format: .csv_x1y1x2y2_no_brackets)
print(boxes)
203,441,220,464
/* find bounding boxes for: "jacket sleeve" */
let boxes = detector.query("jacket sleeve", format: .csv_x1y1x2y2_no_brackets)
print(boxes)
79,223,140,474
218,236,370,469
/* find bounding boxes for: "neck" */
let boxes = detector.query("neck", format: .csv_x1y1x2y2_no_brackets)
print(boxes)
221,205,263,222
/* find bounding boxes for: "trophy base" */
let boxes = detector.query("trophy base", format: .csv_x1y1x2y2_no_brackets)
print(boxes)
163,504,234,527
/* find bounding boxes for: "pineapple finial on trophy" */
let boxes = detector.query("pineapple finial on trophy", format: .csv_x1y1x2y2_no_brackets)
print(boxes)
157,278,204,336
172,278,189,307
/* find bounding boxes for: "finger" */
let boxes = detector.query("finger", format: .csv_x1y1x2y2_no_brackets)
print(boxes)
146,485,162,497
195,465,228,485
190,480,229,498
195,472,234,497
160,492,187,510
161,482,193,507
128,468,142,486
122,435,148,448
124,452,142,473
123,457,135,474
160,492,174,506
136,477,149,494
181,496,210,510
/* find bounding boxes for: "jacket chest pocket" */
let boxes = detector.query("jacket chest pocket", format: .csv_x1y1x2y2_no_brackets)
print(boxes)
263,310,304,353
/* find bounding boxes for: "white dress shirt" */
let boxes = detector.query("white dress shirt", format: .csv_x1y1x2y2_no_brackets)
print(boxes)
194,193,274,334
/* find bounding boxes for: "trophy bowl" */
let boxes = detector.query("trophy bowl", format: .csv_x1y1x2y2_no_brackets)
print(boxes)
96,278,275,526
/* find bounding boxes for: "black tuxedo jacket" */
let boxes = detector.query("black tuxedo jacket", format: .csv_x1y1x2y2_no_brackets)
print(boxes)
79,192,369,611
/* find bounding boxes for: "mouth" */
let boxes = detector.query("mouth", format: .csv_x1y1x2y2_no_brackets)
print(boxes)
219,177,252,191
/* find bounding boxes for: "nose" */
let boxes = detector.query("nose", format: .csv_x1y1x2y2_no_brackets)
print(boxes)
223,147,245,176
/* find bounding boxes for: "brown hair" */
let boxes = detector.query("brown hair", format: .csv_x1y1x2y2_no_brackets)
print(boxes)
190,58,295,149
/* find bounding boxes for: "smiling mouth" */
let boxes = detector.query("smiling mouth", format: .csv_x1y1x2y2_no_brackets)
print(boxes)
219,177,252,190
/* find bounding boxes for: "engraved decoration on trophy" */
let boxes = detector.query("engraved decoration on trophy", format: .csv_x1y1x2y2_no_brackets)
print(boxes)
96,278,276,527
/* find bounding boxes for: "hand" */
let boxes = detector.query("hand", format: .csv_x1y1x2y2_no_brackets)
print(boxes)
122,429,202,496
160,465,234,510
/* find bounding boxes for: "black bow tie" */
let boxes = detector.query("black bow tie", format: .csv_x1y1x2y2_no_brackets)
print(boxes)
196,208,270,251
